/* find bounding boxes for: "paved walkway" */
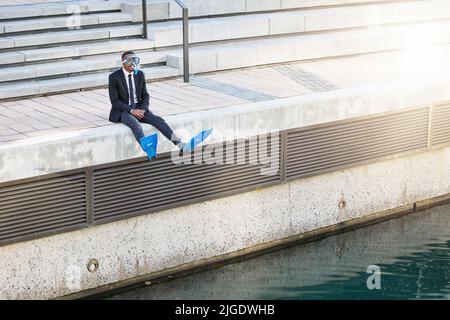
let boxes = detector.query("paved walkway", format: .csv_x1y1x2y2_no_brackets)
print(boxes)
1,43,450,145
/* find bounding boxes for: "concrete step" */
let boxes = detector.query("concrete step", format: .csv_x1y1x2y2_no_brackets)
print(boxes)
0,38,155,66
147,0,450,47
165,19,450,73
4,0,440,59
0,65,180,100
0,24,143,50
123,0,394,22
3,15,450,99
0,51,167,83
1,0,444,50
0,12,133,35
0,0,123,21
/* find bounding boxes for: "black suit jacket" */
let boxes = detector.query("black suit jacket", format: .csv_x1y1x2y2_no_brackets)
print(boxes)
108,68,150,123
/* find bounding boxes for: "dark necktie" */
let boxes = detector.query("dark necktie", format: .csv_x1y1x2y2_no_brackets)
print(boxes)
128,74,136,108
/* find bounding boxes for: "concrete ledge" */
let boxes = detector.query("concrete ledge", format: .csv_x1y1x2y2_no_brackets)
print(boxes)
1,74,450,183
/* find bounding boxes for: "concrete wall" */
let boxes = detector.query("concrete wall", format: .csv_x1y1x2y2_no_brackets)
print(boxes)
1,143,450,299
2,72,450,299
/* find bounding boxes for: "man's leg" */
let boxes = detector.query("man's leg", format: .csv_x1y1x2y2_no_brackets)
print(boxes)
119,112,145,146
140,110,182,146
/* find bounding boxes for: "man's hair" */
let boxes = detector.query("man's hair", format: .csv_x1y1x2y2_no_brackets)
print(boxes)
121,51,135,61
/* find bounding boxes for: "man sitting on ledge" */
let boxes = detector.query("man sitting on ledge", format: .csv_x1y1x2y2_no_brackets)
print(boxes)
108,50,185,152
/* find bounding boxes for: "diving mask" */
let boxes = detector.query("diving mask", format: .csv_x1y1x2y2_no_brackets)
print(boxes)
122,54,141,75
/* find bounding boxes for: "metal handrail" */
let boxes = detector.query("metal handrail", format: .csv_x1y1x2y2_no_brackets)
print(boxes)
174,0,190,82
142,0,148,40
141,0,190,82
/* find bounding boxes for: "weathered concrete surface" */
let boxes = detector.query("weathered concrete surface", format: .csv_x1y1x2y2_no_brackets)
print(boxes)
108,203,450,300
0,143,449,299
1,74,450,183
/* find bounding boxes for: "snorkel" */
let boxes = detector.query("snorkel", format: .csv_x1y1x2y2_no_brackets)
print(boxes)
132,58,140,75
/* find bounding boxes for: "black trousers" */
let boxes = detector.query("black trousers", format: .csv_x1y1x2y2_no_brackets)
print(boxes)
119,109,180,149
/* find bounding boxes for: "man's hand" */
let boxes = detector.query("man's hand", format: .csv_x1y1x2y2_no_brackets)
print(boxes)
131,109,145,120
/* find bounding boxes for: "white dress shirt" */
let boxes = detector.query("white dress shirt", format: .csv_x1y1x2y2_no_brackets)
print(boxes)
122,67,138,108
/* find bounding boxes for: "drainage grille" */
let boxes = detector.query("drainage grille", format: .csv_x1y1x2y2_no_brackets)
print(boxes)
92,135,281,224
0,173,88,245
286,107,430,180
431,103,450,147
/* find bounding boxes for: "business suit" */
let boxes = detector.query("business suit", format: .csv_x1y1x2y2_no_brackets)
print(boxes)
108,68,180,147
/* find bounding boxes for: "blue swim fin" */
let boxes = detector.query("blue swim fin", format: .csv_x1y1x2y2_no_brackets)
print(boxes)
183,128,213,152
140,133,158,160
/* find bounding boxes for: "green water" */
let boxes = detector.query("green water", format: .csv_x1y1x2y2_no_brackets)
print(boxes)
107,203,450,300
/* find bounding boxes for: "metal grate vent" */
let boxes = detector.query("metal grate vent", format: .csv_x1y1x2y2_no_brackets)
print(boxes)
431,103,450,147
93,135,281,224
286,107,430,180
0,173,88,245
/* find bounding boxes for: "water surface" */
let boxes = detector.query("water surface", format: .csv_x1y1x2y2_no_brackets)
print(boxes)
107,204,450,300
